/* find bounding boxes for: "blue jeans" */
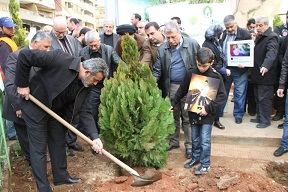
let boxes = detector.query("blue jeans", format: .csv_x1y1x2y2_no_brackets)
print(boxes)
6,120,17,139
221,70,248,119
281,93,288,149
191,124,212,167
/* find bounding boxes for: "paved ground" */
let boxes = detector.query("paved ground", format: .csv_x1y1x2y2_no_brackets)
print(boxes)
176,95,288,162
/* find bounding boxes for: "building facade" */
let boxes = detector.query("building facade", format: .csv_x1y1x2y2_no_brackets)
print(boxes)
0,0,104,33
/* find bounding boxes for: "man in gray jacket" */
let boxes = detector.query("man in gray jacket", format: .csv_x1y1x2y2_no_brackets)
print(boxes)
152,21,200,159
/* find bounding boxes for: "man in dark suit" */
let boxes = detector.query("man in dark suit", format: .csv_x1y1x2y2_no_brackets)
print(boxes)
3,31,52,165
49,16,79,56
220,15,251,124
15,50,108,192
250,16,279,128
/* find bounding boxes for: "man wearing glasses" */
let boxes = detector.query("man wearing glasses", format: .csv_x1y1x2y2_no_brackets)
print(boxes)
80,30,121,144
49,16,79,56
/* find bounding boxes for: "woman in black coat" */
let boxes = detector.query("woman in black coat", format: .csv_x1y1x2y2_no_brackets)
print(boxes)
202,24,229,129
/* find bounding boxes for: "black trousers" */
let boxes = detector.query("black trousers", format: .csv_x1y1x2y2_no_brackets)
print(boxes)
23,111,68,192
273,84,286,115
246,81,256,115
14,122,30,165
254,84,274,124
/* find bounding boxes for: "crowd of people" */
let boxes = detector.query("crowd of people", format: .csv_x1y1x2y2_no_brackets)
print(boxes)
1,10,288,191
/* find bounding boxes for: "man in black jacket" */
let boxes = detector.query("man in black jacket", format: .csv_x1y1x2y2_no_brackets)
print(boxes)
250,16,279,128
80,30,121,134
15,49,108,192
220,15,251,124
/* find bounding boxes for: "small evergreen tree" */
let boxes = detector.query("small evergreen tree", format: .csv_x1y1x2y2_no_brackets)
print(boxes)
273,15,283,28
99,35,174,168
9,0,29,48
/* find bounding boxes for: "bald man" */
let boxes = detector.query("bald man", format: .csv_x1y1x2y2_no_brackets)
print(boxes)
49,16,79,56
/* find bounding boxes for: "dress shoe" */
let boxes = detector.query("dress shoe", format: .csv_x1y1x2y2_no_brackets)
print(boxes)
278,123,284,129
185,148,192,159
8,136,17,140
272,114,284,121
235,118,242,124
256,123,270,128
214,121,225,130
273,146,288,157
69,143,85,152
66,148,76,156
54,177,82,186
184,159,200,169
250,118,259,123
248,113,256,116
167,145,180,151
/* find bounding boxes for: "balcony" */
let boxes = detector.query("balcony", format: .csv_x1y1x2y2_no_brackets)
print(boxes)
84,14,95,26
20,0,55,10
19,8,53,25
83,2,94,14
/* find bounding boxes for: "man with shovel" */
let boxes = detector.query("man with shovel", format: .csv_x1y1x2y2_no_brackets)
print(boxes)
15,49,108,192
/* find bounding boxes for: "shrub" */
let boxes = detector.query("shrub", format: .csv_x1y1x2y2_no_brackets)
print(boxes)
99,34,174,168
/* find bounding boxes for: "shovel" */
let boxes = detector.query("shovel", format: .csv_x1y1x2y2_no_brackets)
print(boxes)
28,94,161,186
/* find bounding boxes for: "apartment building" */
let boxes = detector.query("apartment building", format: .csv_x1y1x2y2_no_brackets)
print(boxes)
0,0,104,32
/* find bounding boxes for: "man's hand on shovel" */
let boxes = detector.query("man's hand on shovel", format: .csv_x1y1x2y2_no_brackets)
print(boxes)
91,138,103,154
17,87,30,100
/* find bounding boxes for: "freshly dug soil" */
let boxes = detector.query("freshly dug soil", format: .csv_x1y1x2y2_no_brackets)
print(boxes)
6,139,288,192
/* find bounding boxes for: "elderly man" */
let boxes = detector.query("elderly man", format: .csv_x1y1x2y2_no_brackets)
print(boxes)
50,16,79,56
3,31,52,166
250,16,279,128
152,21,200,160
100,20,119,48
220,15,251,124
141,21,166,70
15,49,108,192
80,30,121,135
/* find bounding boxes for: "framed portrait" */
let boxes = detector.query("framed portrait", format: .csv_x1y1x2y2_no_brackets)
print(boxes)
185,74,220,113
227,40,254,67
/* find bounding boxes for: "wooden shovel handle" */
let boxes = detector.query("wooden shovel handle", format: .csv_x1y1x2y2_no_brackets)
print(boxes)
28,94,140,177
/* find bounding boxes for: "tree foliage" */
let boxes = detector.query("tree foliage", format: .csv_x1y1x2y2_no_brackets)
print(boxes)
9,0,29,48
273,15,283,28
99,35,174,168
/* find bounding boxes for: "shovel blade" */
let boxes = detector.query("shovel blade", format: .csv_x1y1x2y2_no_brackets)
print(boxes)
131,169,162,187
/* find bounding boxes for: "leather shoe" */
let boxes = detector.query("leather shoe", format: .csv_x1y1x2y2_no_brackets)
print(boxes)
250,118,259,123
274,146,288,157
272,114,284,121
235,118,242,124
68,143,85,152
256,123,270,128
214,121,225,129
54,177,82,186
184,159,200,169
66,148,76,156
167,145,180,151
278,123,284,129
185,148,192,159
